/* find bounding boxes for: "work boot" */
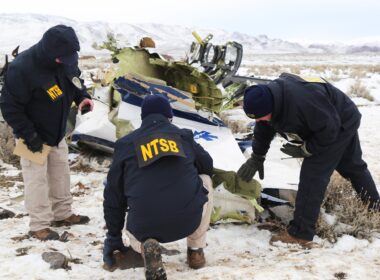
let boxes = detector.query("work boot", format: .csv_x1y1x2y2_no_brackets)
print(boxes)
270,230,313,248
141,238,167,280
28,228,59,241
187,248,206,269
52,214,90,227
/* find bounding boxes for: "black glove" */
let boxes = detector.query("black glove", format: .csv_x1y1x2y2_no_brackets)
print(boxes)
103,233,129,267
81,104,91,115
237,152,265,181
280,141,312,158
23,133,43,153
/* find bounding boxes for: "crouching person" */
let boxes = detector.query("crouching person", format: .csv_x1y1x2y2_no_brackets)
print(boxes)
103,94,214,279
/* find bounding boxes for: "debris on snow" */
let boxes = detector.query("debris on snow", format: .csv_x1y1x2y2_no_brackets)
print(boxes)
42,252,69,270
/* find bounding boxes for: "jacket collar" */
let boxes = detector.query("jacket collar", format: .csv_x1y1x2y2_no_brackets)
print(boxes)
141,113,171,127
267,80,284,123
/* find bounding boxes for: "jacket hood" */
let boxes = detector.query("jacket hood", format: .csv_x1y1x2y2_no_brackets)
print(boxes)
35,25,80,65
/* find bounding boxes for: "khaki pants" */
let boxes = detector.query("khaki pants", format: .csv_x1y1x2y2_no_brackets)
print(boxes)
127,174,213,253
21,139,72,231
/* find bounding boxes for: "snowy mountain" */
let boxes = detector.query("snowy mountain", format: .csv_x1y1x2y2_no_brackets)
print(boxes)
0,13,379,58
0,13,307,57
308,42,380,54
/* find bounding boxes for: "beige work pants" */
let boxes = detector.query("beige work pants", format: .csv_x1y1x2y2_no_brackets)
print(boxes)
127,174,213,253
21,139,72,231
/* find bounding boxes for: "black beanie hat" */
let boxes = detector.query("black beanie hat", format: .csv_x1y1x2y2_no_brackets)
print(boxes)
141,94,173,120
243,85,273,118
40,25,80,60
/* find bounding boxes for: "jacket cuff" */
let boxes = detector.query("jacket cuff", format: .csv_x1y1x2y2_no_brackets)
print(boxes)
106,232,122,240
75,91,92,106
252,151,266,159
301,143,312,157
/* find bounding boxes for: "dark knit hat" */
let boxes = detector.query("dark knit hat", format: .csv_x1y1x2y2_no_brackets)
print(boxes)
40,25,80,61
141,94,173,120
243,85,273,118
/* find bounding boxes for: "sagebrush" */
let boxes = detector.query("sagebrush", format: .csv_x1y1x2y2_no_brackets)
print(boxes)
316,173,380,242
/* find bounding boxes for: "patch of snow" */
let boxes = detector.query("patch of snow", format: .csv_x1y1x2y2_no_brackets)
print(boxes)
333,235,369,252
321,210,336,226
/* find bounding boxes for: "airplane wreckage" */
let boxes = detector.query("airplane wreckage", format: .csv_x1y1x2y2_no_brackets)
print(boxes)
0,33,298,224
72,32,271,160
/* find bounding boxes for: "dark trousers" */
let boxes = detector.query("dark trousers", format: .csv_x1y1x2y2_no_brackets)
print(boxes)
288,131,379,241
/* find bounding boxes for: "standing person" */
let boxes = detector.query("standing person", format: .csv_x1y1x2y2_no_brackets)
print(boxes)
238,73,380,246
103,94,213,280
0,25,94,241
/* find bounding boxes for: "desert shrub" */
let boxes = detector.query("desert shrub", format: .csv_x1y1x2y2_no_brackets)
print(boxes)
288,65,301,75
327,73,341,82
370,64,380,73
0,115,18,165
311,65,328,73
347,80,374,101
247,63,379,82
349,65,367,79
326,68,342,82
247,65,292,78
332,68,341,76
316,173,380,242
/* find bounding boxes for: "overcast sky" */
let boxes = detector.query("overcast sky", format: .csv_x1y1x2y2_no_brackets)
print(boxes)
1,0,380,42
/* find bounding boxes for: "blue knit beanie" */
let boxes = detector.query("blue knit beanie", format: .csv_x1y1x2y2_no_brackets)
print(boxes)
243,85,273,118
141,94,173,120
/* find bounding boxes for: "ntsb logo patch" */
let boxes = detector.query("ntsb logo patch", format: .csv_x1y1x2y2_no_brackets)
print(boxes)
134,133,186,167
46,85,63,101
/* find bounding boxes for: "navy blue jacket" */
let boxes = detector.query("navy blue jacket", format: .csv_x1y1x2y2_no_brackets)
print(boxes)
103,113,213,242
253,73,361,156
0,25,90,146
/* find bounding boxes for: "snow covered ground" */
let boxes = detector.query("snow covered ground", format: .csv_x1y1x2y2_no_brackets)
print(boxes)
1,147,380,280
1,149,380,280
1,53,380,279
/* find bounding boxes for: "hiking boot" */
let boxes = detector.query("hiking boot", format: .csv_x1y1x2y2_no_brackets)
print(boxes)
187,248,206,269
52,214,90,227
270,230,313,248
141,238,167,280
28,228,59,241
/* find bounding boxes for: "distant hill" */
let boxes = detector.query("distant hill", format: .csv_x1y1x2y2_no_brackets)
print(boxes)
0,13,379,59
